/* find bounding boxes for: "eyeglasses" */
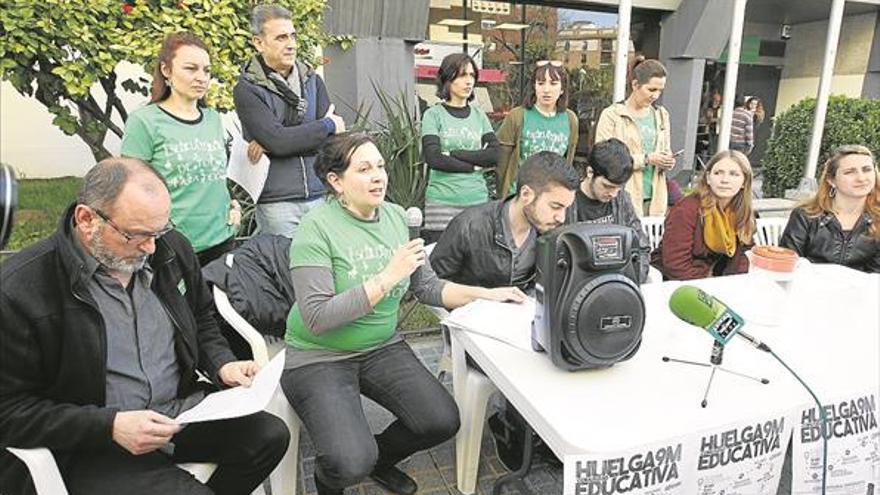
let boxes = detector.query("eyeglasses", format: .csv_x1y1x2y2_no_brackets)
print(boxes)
536,60,564,68
93,208,175,244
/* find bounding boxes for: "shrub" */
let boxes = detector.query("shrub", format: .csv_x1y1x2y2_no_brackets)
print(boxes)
0,0,343,161
762,95,880,197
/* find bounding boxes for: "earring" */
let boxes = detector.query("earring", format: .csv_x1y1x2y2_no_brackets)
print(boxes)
165,79,173,89
829,186,836,198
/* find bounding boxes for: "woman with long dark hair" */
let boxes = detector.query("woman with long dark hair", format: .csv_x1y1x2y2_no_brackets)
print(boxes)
780,145,880,272
122,32,240,266
420,53,499,244
496,61,579,197
595,56,675,216
652,150,756,280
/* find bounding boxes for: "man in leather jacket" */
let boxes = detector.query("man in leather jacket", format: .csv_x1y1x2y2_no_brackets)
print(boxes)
429,151,580,291
0,158,289,495
428,152,579,473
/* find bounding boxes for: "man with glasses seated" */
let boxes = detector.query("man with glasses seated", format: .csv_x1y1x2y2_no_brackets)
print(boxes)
0,157,290,495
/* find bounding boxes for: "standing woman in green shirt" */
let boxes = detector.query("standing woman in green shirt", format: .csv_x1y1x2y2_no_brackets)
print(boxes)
122,32,241,266
496,61,579,197
280,132,523,495
595,56,675,217
420,53,499,244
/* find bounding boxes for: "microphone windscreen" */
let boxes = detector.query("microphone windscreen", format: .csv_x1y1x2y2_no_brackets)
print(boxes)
405,207,423,228
668,285,721,329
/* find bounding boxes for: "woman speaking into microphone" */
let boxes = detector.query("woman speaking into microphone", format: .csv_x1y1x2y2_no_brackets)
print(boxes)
279,132,523,495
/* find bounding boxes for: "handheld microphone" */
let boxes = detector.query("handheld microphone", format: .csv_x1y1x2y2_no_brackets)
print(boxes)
405,207,423,240
668,285,770,352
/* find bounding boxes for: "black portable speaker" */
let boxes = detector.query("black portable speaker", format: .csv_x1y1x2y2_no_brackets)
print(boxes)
531,223,645,371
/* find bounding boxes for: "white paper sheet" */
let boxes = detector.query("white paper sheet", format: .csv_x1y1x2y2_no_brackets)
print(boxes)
175,352,285,424
443,298,536,352
227,133,270,202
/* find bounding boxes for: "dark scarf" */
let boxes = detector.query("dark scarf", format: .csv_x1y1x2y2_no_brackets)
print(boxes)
256,55,308,126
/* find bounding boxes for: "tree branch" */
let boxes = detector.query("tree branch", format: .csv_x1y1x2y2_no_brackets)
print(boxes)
99,73,128,123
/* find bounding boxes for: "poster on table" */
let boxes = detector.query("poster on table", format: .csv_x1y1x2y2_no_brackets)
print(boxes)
563,437,692,495
694,414,792,494
563,411,791,495
791,392,880,494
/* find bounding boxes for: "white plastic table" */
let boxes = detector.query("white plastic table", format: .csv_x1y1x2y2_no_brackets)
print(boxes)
446,264,879,493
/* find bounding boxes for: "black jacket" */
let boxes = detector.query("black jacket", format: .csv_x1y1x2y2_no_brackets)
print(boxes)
0,205,236,491
780,207,880,273
565,189,650,283
202,234,295,338
430,199,534,291
233,56,333,203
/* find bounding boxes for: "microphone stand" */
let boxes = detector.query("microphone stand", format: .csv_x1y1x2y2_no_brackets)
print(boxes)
662,341,770,408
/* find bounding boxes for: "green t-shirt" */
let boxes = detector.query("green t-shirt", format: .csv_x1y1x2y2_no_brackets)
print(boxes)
285,199,410,352
511,107,571,194
635,110,657,201
421,104,493,206
121,104,233,253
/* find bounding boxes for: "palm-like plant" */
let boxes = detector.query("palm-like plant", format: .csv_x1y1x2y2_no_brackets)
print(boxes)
354,83,428,209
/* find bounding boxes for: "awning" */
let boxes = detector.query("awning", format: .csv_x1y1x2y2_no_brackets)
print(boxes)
414,65,507,83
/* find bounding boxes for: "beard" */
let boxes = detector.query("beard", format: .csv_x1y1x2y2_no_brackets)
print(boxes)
88,229,148,275
523,201,559,234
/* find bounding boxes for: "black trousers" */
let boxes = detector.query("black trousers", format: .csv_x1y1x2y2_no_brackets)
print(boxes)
55,411,289,495
280,340,460,490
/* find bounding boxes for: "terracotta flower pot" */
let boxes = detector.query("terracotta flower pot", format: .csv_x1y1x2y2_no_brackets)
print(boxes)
750,245,799,272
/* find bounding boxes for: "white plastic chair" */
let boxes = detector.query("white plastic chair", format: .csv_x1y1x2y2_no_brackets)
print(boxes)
423,244,499,493
753,217,788,246
6,255,299,495
640,216,665,251
5,447,263,495
211,254,300,495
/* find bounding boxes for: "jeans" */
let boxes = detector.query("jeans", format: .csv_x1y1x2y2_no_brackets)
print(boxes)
255,197,325,238
57,412,289,495
280,340,460,490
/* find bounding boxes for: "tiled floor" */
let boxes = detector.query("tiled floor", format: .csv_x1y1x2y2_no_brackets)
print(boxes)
289,332,792,495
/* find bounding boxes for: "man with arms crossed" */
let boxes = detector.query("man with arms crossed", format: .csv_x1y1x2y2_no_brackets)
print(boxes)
234,4,345,237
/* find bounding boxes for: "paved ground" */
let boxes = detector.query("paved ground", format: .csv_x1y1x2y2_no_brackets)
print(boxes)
291,332,564,495
289,331,793,495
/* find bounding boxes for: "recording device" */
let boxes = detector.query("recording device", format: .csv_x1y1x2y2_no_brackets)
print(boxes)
0,163,18,250
668,285,770,352
531,223,645,371
405,207,423,240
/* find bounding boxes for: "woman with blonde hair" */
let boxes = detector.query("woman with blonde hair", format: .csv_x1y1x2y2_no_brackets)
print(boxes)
780,145,880,272
652,150,756,280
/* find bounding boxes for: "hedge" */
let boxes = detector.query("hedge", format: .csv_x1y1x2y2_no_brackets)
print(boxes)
762,95,880,197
